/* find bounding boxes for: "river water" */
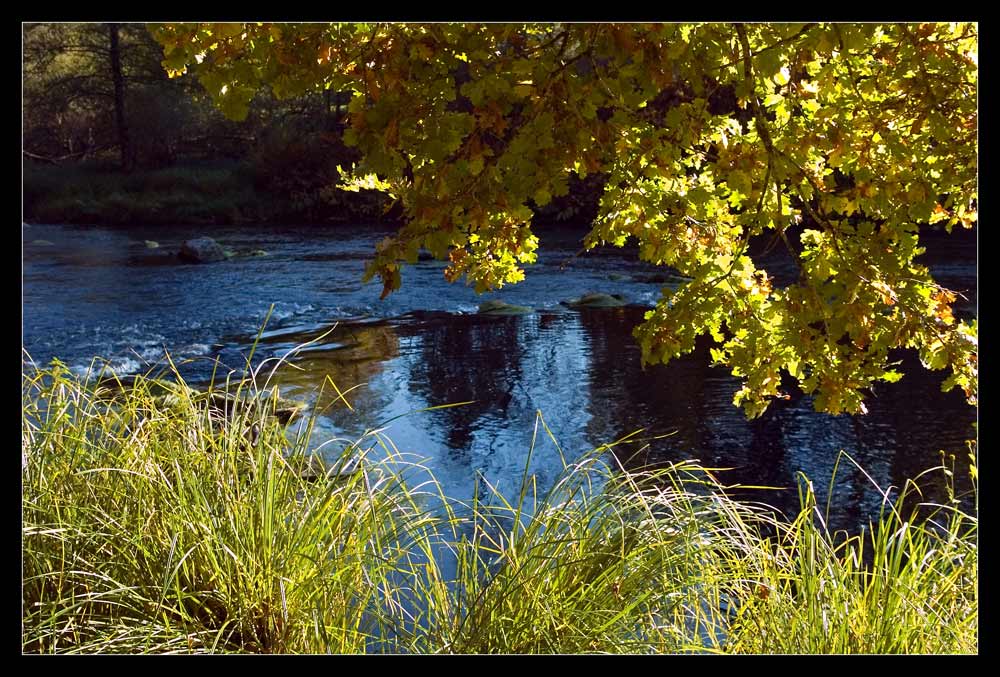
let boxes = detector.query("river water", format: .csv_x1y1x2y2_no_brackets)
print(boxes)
22,221,977,534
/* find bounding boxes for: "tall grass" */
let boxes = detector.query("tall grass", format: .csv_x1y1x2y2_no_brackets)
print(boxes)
22,360,977,654
723,454,978,654
406,427,761,653
22,359,446,653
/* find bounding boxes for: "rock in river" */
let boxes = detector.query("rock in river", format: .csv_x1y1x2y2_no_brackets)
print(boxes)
478,299,534,315
179,237,226,263
94,376,307,431
631,273,693,285
562,292,627,308
199,389,307,427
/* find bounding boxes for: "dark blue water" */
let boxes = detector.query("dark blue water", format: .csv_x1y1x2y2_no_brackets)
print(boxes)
22,221,977,533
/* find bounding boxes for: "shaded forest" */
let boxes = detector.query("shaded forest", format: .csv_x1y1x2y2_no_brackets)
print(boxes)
22,22,386,225
22,22,602,227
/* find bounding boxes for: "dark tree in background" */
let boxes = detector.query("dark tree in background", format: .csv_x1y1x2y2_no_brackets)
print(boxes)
23,23,251,168
107,23,132,170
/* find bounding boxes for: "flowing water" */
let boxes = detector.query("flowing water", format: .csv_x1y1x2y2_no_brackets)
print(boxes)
22,221,977,533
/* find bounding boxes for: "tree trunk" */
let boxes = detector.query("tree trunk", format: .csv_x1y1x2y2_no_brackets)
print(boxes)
108,23,132,171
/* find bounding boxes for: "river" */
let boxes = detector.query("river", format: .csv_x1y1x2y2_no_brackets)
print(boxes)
22,221,977,534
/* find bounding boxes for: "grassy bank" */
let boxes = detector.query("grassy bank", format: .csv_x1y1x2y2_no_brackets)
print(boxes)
21,362,977,654
23,161,392,227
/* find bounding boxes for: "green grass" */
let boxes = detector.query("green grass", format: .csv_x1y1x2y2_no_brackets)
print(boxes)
24,161,257,226
21,358,977,654
22,160,392,226
22,357,446,653
722,456,978,654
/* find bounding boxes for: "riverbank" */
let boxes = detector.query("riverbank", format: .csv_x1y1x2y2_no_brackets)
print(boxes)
22,157,610,229
22,365,978,654
23,160,396,227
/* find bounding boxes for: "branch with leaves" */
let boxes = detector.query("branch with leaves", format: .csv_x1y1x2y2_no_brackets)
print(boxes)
149,22,977,418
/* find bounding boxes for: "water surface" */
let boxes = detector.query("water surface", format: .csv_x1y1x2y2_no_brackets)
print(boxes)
22,221,977,533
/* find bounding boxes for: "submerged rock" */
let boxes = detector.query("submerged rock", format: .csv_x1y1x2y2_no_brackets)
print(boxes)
562,292,627,308
478,299,534,315
179,237,226,263
94,376,306,429
200,389,307,426
632,273,693,285
93,375,196,400
417,250,434,262
286,453,363,482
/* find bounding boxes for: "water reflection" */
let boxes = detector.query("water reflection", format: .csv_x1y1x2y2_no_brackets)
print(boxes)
570,306,975,530
577,307,713,465
24,222,976,534
264,320,401,436
391,311,593,502
404,313,529,458
249,306,976,535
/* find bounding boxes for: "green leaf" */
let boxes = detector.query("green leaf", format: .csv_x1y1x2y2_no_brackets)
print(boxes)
763,93,784,108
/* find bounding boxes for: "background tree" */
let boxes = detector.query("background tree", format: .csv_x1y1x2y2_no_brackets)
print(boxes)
24,23,156,167
24,23,259,169
150,22,978,418
23,22,376,224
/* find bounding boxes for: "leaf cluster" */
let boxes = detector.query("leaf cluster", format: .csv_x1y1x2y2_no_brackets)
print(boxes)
150,22,978,417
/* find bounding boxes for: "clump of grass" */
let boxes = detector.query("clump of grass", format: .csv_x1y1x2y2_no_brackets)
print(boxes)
404,424,761,653
21,358,447,653
21,358,977,654
400,432,976,654
723,453,978,654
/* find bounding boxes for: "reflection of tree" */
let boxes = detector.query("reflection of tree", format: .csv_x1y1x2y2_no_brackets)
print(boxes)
576,307,713,468
404,314,529,458
577,305,977,532
576,306,793,514
267,320,400,435
858,349,977,518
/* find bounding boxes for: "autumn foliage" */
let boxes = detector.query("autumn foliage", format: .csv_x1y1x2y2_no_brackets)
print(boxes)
151,23,977,417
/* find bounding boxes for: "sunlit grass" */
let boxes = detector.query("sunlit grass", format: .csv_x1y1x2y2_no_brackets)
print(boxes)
722,454,978,654
22,356,448,653
21,355,977,654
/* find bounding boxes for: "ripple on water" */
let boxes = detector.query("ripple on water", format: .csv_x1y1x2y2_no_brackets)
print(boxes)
23,224,978,535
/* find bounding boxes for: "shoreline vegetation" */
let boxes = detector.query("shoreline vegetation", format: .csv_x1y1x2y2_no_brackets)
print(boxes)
22,359,978,654
22,149,606,229
22,160,395,228
22,22,978,655
22,158,605,230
